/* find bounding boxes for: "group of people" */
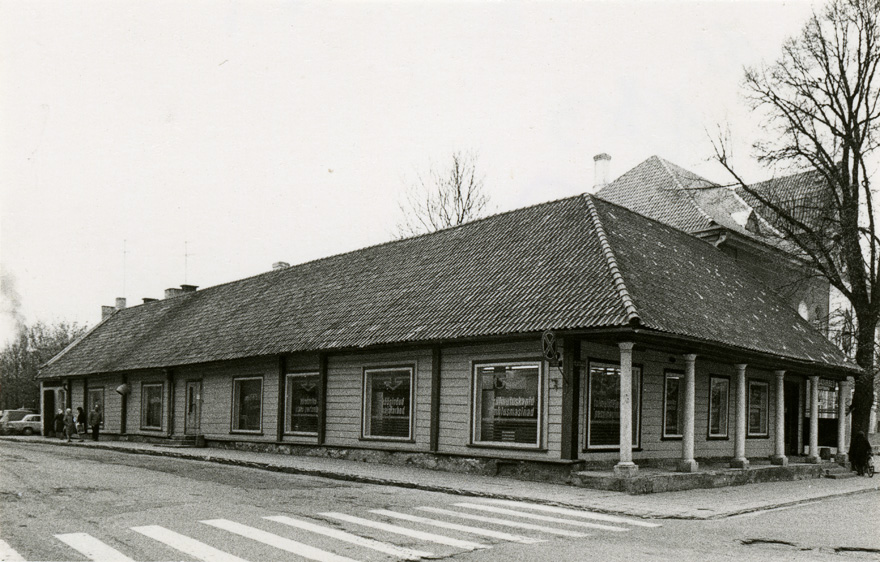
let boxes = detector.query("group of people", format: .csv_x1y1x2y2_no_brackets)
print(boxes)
53,404,102,442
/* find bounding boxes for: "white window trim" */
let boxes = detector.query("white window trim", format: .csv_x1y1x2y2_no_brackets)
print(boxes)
747,379,770,437
285,372,320,436
663,371,684,439
232,376,263,434
584,361,642,450
471,361,544,449
708,375,730,439
362,366,415,441
141,382,164,430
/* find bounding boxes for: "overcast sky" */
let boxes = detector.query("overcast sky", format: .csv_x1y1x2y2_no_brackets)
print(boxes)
1,0,817,340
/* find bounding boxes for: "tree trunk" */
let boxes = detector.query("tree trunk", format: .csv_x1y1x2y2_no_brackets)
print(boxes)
851,312,877,436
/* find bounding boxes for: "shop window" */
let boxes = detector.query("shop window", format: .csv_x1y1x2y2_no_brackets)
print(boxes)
708,376,729,438
472,362,542,447
663,371,683,438
232,377,263,432
585,361,641,449
362,367,413,440
141,383,163,430
87,387,105,428
805,377,839,419
287,373,319,434
748,380,769,437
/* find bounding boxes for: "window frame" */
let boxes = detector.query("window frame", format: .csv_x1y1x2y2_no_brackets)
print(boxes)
662,370,684,440
140,382,164,431
231,376,264,434
87,387,105,428
747,379,770,438
285,372,320,436
707,375,730,440
361,365,415,442
583,359,643,451
470,360,544,449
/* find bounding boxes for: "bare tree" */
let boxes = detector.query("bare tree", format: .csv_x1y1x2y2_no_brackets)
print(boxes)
711,0,880,436
395,151,491,238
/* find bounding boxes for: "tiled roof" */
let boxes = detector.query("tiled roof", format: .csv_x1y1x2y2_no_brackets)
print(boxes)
736,168,831,233
40,194,856,379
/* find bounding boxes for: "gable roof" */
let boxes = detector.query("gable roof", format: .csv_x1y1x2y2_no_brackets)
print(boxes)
40,194,857,379
736,168,832,233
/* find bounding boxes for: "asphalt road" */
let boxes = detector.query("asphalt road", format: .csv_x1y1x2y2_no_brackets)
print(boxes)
0,440,876,562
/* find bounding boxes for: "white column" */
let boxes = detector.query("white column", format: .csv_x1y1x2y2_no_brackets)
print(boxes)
835,379,849,463
731,364,749,469
614,342,638,476
679,354,698,472
808,375,820,463
771,370,787,466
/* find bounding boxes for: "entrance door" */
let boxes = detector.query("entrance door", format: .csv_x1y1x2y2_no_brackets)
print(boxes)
784,381,800,456
184,381,202,435
43,390,55,436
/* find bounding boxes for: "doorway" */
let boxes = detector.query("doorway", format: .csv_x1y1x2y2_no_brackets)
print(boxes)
784,380,800,456
42,389,55,436
184,381,202,435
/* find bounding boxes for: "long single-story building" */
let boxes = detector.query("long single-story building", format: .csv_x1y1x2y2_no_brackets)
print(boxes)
38,194,859,476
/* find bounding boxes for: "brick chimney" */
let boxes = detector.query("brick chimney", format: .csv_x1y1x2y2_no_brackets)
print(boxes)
101,306,115,321
165,287,184,299
115,297,127,310
593,153,612,192
272,261,290,271
180,284,198,293
143,298,158,304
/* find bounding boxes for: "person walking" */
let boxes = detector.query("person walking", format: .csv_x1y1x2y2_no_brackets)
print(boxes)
63,408,77,442
76,406,86,435
88,404,102,441
53,409,64,439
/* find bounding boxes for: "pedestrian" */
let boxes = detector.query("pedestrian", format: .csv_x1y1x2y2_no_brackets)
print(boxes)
850,430,872,476
88,404,102,441
76,406,86,435
53,409,64,439
62,408,77,442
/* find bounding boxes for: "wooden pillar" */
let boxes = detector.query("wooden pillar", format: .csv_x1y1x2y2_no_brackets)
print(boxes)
560,338,580,461
731,364,749,468
836,379,850,463
276,356,287,442
317,353,328,445
771,370,788,465
165,369,174,437
429,345,442,452
679,354,698,472
614,342,638,476
807,375,820,463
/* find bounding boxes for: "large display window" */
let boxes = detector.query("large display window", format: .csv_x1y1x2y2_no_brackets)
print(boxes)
286,373,319,434
232,376,263,432
585,361,641,449
472,362,542,447
362,367,414,440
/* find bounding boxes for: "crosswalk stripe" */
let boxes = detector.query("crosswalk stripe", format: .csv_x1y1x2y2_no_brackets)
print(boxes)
370,509,545,544
0,539,25,562
132,525,250,562
454,503,629,532
417,507,589,538
321,512,489,551
54,533,136,562
265,515,433,560
201,519,360,562
480,499,662,527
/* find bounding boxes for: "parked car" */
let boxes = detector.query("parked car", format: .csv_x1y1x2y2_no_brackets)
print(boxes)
0,409,37,434
6,414,41,435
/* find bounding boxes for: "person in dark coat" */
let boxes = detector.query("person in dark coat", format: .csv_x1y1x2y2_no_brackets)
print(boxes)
53,409,64,438
850,431,872,476
88,405,102,441
76,407,86,435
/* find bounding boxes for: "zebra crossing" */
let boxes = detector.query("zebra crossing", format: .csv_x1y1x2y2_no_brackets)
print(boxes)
0,499,661,562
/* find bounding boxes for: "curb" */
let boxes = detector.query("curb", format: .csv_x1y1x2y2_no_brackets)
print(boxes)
4,437,878,520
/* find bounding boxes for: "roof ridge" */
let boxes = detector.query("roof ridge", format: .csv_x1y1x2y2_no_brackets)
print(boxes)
581,194,641,326
726,185,786,238
40,314,111,370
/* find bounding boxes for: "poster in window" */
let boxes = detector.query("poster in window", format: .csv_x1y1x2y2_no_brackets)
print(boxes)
477,365,539,445
709,377,729,437
366,369,411,438
587,364,640,448
664,375,682,436
289,374,319,433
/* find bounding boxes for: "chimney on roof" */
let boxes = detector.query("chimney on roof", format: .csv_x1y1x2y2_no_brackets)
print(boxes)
101,305,115,321
165,287,184,299
180,284,198,293
592,153,612,192
115,297,127,310
143,297,158,304
272,261,290,271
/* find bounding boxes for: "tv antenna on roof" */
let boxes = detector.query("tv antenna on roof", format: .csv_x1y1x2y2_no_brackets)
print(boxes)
184,241,194,283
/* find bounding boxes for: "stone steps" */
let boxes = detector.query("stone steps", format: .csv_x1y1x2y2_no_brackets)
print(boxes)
823,465,857,479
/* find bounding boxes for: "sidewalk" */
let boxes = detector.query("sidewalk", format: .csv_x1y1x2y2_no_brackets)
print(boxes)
3,436,877,520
